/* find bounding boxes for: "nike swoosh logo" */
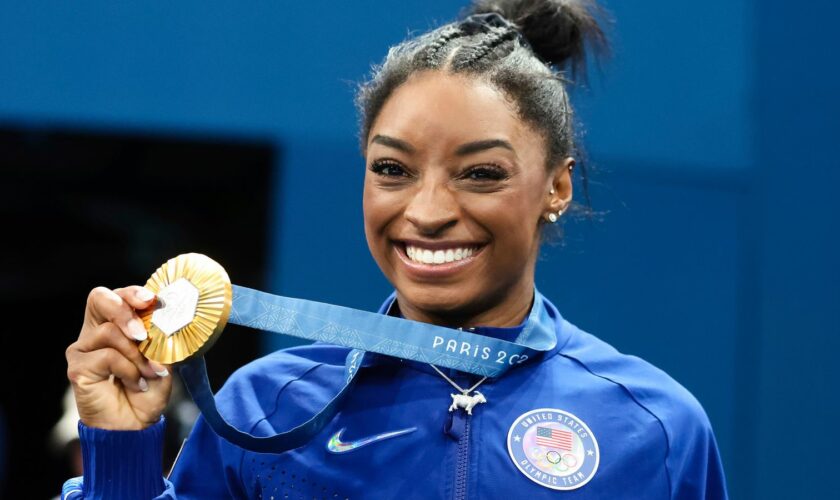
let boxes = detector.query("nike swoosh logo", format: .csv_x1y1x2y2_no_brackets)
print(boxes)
326,427,417,454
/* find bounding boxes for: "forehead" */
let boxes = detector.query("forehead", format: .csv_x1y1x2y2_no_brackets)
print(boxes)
369,71,542,155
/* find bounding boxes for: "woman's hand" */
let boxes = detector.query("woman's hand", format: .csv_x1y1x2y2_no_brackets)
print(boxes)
66,285,173,430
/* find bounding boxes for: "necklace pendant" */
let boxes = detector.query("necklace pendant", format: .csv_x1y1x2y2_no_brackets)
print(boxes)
447,391,487,415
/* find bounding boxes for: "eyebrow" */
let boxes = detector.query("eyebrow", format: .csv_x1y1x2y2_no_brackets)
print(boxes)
369,135,515,156
369,134,416,154
454,139,514,156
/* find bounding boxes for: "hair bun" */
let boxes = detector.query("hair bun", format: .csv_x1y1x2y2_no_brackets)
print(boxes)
467,0,607,73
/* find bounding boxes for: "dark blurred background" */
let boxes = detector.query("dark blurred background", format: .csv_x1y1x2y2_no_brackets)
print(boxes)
0,1,837,498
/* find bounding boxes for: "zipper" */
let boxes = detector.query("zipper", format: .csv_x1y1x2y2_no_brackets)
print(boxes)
453,411,471,500
453,328,475,500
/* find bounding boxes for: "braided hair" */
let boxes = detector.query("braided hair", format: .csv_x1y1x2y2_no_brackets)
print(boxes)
356,0,608,209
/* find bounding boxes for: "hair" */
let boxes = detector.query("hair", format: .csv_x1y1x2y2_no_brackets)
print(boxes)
355,0,608,211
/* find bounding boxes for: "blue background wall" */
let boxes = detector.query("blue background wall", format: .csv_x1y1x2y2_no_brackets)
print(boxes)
2,1,837,497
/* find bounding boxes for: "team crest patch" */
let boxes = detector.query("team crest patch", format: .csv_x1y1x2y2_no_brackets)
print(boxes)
507,408,599,491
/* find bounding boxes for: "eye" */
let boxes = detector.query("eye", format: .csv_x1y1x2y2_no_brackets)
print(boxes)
462,165,509,181
370,160,410,178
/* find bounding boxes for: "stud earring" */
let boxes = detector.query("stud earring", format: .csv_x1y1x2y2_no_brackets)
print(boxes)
548,213,558,223
549,188,555,195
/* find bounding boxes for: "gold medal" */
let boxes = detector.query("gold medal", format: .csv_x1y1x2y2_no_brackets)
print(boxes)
137,253,232,364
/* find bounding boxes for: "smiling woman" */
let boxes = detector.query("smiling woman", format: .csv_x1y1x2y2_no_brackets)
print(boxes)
62,1,728,499
363,72,571,327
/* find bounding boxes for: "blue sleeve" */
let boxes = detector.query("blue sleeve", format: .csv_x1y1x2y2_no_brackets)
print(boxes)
558,323,729,499
60,417,244,499
668,415,728,500
61,419,167,500
61,346,343,499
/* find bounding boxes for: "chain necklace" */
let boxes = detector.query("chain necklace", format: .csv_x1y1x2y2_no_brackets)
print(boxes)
429,364,487,395
430,364,489,415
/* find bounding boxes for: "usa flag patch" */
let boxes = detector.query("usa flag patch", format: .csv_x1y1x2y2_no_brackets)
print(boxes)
507,408,600,491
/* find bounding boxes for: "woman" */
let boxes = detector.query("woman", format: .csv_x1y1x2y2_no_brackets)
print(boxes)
63,0,727,498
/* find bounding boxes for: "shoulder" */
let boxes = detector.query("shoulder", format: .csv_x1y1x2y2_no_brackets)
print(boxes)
556,319,711,435
211,343,352,429
554,319,726,496
539,294,712,435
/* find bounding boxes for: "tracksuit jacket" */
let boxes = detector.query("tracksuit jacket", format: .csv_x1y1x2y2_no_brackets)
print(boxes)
62,293,728,499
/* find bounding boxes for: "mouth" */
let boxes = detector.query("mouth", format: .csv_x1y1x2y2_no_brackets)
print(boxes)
393,240,485,276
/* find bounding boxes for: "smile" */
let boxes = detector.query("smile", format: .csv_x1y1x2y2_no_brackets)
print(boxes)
393,240,486,277
405,244,478,265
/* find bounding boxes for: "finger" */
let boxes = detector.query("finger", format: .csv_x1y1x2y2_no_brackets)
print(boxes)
73,348,147,393
84,287,148,341
113,285,157,310
148,360,171,378
99,348,149,393
75,323,162,379
111,288,170,377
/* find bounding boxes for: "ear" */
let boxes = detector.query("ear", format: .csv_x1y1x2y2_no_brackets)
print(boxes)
546,157,574,216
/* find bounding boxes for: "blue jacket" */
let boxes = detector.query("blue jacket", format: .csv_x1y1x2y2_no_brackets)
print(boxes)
63,294,727,499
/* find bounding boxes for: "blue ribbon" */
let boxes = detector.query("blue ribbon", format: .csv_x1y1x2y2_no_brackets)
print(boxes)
179,287,557,453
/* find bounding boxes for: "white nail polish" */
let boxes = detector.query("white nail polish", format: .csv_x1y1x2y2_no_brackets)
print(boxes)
150,362,169,377
138,377,149,392
128,319,148,341
136,288,155,302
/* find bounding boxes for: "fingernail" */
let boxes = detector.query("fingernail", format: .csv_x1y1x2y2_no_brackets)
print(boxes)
136,288,155,302
128,318,148,341
138,377,149,392
149,361,169,377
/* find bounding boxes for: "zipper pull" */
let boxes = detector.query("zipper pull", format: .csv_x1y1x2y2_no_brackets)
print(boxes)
444,409,468,441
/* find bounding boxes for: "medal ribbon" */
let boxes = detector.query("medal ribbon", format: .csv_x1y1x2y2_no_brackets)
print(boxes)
178,286,557,453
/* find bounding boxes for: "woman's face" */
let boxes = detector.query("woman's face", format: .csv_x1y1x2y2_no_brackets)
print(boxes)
363,71,571,326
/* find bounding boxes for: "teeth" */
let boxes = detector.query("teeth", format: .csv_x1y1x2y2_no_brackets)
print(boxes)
405,245,478,265
423,249,434,264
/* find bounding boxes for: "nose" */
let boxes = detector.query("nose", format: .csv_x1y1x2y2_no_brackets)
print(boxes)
403,177,458,235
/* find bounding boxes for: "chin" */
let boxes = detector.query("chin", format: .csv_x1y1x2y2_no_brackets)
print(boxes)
397,281,482,316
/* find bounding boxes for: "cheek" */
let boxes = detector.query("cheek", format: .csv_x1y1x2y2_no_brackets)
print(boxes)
362,180,383,248
363,179,389,234
468,193,541,251
362,178,404,257
362,180,375,232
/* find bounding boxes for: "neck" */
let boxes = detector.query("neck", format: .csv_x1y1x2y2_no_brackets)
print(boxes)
395,279,535,329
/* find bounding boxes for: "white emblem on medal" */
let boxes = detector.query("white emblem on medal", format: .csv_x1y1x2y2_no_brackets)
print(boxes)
507,408,600,491
151,278,199,335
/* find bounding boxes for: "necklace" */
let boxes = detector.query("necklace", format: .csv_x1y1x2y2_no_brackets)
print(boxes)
430,364,488,415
